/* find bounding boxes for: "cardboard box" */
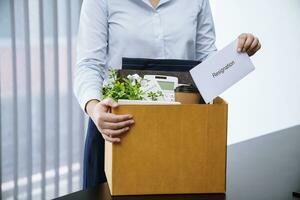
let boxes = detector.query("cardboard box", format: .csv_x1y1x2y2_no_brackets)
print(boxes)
105,97,228,196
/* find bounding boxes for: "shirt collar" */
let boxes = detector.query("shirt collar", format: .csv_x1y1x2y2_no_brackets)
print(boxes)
141,0,172,10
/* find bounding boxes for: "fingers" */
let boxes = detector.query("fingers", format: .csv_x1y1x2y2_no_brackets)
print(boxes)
237,33,261,56
237,34,247,52
101,133,121,143
249,37,259,51
102,119,135,130
102,127,130,138
100,112,133,123
100,126,131,143
101,126,131,143
237,33,254,52
248,39,261,56
90,98,134,143
255,43,261,52
241,34,255,52
100,98,119,108
96,111,134,143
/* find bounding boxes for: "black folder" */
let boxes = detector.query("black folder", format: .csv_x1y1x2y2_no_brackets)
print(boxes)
120,57,201,86
122,57,201,72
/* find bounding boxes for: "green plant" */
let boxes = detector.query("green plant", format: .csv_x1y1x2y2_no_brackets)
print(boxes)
147,91,163,101
102,69,163,101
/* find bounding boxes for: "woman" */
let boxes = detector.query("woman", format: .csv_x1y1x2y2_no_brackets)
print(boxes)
74,0,261,189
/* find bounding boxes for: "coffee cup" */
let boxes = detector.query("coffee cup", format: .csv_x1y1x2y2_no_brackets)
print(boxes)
175,85,204,104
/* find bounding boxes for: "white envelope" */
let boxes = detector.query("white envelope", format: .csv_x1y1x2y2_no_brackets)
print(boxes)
190,39,255,103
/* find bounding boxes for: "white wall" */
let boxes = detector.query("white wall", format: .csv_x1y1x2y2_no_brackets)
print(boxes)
210,0,300,144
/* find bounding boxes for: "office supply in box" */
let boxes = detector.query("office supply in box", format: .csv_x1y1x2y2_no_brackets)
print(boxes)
143,75,178,102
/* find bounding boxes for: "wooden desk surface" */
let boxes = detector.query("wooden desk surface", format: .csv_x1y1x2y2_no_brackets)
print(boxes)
55,125,300,200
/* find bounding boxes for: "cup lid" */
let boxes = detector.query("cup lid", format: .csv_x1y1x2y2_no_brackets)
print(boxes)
175,84,199,93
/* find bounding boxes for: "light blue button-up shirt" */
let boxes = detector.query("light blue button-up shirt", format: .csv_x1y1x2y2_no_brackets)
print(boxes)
74,0,217,111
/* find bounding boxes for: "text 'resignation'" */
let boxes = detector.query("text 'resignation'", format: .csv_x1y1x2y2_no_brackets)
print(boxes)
212,61,235,78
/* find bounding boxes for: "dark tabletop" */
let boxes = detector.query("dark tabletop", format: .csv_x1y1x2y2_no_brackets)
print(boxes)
55,125,300,200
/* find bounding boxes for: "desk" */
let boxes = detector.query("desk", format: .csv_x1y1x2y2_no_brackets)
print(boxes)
55,125,300,200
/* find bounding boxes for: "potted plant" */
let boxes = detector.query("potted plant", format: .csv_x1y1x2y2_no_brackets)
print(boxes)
102,69,163,102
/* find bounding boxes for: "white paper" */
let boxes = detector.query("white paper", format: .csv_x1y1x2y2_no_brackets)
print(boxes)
190,39,255,103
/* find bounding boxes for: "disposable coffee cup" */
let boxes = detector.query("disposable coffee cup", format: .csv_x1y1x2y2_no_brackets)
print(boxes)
175,85,204,104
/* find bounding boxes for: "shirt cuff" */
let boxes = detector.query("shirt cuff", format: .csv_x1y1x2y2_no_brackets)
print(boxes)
78,89,102,114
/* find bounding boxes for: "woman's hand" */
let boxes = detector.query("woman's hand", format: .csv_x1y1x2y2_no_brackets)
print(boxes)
237,33,261,56
86,98,134,143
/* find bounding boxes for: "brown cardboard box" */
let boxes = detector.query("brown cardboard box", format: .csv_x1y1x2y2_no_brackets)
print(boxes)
105,97,228,196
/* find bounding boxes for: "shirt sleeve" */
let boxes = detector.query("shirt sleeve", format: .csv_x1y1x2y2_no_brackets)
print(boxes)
196,0,217,62
74,0,108,113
